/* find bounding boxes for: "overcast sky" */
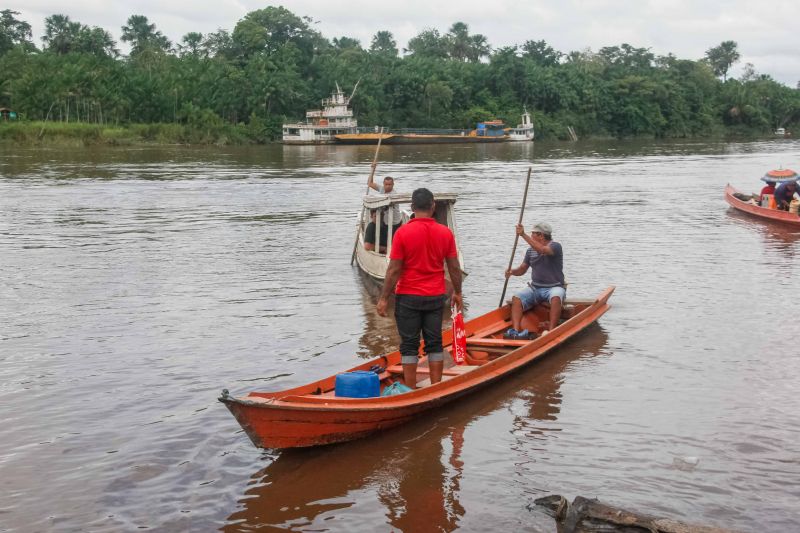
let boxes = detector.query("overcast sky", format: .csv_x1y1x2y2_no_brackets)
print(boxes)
6,1,800,86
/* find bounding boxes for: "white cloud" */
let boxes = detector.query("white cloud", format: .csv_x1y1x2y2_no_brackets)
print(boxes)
5,0,800,85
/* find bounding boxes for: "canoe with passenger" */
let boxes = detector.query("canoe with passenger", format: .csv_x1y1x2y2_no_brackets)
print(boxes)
353,191,467,288
725,168,800,226
218,286,614,449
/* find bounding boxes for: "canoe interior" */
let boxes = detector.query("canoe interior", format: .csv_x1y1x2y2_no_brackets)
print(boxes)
245,295,603,400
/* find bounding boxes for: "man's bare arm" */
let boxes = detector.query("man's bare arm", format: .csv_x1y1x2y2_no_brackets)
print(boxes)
445,256,463,311
377,259,403,316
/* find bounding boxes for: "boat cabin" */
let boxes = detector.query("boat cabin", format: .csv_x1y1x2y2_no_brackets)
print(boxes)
475,120,506,137
354,192,466,281
282,84,359,144
508,109,534,141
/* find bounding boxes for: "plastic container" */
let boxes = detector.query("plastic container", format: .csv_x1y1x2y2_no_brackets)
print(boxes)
790,199,800,214
335,371,380,398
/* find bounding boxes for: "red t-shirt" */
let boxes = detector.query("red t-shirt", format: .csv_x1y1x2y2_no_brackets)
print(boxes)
390,217,458,296
761,184,776,197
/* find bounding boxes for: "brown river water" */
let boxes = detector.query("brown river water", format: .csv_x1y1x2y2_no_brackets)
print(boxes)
1,139,799,532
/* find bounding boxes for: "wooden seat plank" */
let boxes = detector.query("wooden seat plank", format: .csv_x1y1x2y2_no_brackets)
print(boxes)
468,320,512,339
387,364,479,375
466,338,529,347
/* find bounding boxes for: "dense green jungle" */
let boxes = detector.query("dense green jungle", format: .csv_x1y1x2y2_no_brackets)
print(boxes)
1,6,799,145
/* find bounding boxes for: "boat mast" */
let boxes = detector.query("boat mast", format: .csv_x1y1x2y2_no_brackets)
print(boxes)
349,79,361,102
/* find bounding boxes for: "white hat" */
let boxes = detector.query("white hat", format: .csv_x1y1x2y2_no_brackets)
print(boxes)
533,222,552,236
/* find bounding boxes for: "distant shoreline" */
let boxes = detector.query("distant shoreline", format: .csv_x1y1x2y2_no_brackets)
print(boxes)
0,121,270,147
1,121,773,147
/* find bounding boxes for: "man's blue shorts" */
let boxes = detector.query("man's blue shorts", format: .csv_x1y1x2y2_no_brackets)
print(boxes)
514,285,566,311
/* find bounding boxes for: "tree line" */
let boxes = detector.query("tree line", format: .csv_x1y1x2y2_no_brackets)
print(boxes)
2,7,799,143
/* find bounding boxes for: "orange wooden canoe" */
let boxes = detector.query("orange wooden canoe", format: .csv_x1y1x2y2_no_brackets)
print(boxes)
725,184,800,226
219,287,615,449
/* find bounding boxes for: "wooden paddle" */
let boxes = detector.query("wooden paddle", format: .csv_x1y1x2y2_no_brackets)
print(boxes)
498,167,532,307
350,128,385,265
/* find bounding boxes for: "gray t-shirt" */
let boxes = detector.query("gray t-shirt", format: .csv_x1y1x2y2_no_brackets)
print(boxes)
379,185,402,225
524,241,564,287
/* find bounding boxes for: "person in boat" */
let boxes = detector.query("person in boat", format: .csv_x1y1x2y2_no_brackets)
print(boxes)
364,209,390,253
377,188,463,389
759,180,776,203
368,175,402,241
504,222,565,340
773,180,799,210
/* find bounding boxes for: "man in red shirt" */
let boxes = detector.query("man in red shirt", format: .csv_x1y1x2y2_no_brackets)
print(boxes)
377,188,463,388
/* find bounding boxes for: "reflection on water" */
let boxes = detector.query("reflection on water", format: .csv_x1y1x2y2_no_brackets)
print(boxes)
225,326,609,532
725,209,800,258
354,269,400,358
1,139,800,532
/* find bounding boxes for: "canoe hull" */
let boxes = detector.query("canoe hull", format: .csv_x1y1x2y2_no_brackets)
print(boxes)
224,395,454,448
725,184,800,226
221,287,614,449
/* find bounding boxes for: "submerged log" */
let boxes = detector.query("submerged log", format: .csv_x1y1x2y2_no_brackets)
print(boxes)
533,495,738,533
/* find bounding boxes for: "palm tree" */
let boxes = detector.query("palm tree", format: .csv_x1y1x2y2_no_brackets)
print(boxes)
705,40,740,82
121,15,171,56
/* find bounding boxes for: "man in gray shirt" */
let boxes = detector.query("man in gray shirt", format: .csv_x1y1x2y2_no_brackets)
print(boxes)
504,222,565,339
368,175,402,224
365,176,402,253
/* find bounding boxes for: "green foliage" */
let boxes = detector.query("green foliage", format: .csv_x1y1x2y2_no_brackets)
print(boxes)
0,9,34,54
231,6,319,62
2,10,799,144
705,40,740,82
43,14,118,57
521,40,562,67
0,120,258,146
370,31,398,58
121,15,171,56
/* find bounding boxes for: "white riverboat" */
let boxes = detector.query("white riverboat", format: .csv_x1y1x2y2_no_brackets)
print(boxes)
353,192,466,288
282,83,359,144
508,109,534,142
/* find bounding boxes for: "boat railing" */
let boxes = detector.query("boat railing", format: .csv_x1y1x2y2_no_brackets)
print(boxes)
354,127,473,135
321,95,349,107
308,110,354,118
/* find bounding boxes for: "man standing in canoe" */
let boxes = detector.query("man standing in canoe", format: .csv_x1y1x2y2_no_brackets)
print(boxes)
367,175,402,240
377,188,463,389
504,222,565,339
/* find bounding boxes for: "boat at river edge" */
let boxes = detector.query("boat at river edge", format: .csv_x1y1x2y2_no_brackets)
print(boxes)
353,192,466,286
282,90,533,145
507,108,534,141
335,120,509,145
281,84,359,144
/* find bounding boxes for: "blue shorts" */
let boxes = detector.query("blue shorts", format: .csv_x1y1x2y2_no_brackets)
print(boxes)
514,285,566,311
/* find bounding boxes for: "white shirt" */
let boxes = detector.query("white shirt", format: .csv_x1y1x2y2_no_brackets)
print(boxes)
378,185,402,225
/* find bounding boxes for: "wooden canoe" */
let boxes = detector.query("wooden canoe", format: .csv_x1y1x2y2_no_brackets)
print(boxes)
725,183,800,226
219,286,614,449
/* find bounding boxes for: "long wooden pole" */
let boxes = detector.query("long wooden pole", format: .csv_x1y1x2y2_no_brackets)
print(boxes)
499,167,532,307
351,128,385,265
